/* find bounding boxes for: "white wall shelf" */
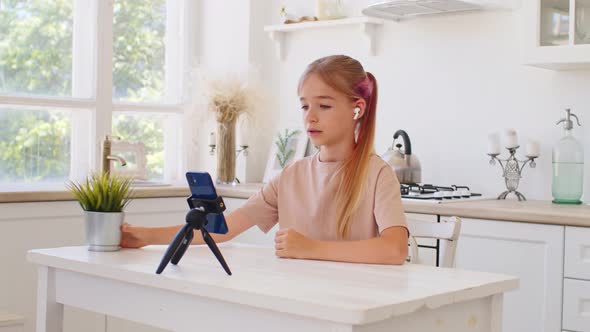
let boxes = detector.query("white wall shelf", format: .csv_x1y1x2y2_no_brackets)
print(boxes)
264,17,384,60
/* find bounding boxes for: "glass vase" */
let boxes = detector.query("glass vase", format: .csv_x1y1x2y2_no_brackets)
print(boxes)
216,119,237,185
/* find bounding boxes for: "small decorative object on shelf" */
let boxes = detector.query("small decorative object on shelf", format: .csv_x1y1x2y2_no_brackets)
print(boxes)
280,5,318,24
487,130,540,201
315,0,345,20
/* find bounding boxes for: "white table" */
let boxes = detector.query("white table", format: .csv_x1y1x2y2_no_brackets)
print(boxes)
27,244,518,332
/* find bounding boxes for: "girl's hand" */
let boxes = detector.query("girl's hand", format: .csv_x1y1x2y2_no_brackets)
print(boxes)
120,223,152,248
274,228,317,259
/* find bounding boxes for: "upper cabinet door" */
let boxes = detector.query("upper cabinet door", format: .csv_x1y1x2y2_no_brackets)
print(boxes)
524,0,590,70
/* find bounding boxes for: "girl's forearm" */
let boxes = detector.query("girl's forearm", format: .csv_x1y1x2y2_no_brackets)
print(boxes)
308,237,407,265
145,212,252,246
146,225,231,245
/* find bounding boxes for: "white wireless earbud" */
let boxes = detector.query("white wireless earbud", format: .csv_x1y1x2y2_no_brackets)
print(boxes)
353,107,361,120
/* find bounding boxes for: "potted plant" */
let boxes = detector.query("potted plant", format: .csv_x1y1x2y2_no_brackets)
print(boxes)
67,172,134,251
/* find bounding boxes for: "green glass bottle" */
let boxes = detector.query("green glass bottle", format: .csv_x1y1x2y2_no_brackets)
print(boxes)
552,109,584,204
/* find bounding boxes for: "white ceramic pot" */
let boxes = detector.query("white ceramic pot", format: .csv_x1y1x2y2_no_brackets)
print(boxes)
84,211,124,251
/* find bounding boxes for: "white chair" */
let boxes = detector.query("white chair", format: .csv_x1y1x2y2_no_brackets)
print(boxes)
406,216,462,268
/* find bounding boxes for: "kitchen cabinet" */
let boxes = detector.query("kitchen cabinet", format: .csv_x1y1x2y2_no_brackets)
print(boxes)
524,0,590,70
563,278,590,332
563,226,590,332
454,218,564,332
564,226,590,280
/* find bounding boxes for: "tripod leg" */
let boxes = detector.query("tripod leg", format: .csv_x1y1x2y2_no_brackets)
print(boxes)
156,224,190,274
201,228,232,275
171,228,194,265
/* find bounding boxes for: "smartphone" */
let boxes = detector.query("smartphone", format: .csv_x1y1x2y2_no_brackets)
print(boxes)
185,172,229,234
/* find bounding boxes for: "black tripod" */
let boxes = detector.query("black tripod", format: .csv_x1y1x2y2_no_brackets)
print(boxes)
156,196,232,275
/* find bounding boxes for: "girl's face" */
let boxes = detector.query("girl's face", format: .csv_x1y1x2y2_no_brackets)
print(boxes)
299,74,363,148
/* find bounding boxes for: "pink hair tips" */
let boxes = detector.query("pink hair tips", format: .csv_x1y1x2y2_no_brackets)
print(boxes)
355,75,373,101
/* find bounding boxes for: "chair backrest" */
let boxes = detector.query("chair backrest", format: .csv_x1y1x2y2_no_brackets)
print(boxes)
406,216,462,268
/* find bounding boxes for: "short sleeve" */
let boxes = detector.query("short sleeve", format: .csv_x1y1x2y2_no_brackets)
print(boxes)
230,173,280,233
374,166,408,235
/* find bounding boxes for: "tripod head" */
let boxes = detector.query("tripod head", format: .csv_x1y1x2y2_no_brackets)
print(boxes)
156,195,232,275
185,208,206,227
188,195,226,215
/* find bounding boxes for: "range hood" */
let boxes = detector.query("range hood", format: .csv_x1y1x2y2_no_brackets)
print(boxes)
362,0,517,21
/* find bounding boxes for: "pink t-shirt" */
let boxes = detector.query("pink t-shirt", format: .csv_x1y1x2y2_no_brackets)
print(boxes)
231,152,408,241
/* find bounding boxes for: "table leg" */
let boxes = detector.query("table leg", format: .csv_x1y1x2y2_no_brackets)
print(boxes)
36,266,63,332
490,293,503,332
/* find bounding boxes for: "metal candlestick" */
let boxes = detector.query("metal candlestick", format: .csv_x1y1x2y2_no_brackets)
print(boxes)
209,144,250,185
488,146,538,201
209,144,249,157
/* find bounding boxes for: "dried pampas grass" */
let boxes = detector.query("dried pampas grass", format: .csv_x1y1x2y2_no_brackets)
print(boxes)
207,79,255,124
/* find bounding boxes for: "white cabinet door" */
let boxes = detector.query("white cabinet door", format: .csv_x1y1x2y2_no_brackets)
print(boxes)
565,226,590,281
563,278,590,332
454,218,564,332
523,0,590,70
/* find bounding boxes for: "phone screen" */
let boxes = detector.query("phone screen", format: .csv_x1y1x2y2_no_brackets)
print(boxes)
185,172,228,234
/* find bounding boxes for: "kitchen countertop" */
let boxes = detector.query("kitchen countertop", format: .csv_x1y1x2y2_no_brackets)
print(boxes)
404,198,590,227
3,183,590,227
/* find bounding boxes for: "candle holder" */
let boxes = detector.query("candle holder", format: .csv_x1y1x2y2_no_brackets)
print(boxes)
209,143,250,185
209,144,249,157
488,146,538,201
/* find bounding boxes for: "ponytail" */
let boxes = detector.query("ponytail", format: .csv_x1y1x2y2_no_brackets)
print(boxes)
334,72,377,239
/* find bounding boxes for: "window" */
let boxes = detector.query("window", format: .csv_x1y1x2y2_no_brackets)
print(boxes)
0,0,190,187
0,0,74,96
113,0,167,102
0,106,72,182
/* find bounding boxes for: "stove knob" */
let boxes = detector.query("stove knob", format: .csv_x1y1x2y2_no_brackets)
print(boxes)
434,191,445,200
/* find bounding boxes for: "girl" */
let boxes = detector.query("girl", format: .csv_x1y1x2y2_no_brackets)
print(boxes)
121,55,409,265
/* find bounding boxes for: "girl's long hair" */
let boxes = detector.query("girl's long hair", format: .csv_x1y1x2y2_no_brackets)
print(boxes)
298,55,377,239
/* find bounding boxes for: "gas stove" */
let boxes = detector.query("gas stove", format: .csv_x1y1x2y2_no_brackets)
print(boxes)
400,183,484,203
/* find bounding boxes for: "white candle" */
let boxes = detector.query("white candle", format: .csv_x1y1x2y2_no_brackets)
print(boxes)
315,0,326,19
526,140,540,157
238,119,249,147
505,129,518,149
239,128,248,147
487,133,501,155
209,132,216,146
